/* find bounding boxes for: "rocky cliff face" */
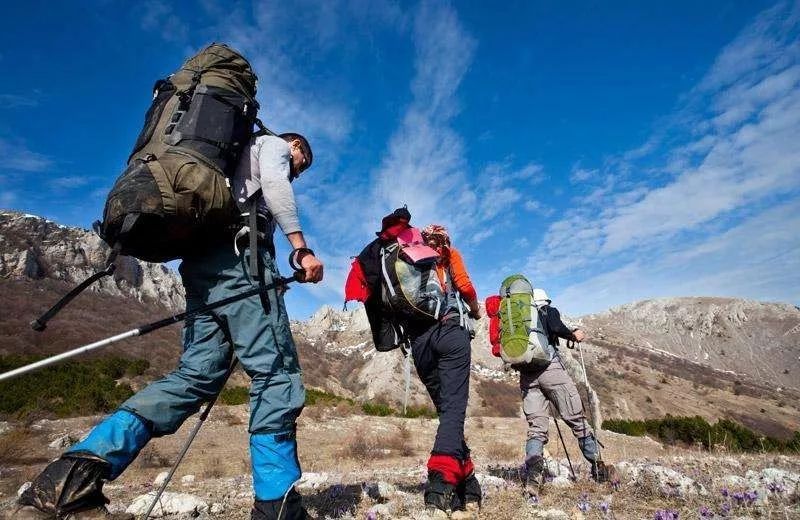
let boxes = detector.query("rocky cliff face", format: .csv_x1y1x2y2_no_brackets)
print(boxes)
579,297,800,391
0,211,184,310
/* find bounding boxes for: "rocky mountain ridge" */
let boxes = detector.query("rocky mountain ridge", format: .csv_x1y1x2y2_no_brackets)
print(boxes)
1,212,798,437
0,211,184,311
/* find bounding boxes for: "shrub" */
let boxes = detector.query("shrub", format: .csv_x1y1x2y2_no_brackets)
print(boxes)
305,388,354,407
602,415,799,453
0,355,147,419
219,386,249,405
402,405,437,419
361,401,394,417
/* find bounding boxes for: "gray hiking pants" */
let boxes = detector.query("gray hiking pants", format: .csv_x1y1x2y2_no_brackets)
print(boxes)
519,356,592,445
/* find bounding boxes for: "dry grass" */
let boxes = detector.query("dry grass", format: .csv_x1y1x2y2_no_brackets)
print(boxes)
136,446,172,469
201,456,225,479
342,428,385,461
0,427,30,465
485,441,520,462
382,423,415,457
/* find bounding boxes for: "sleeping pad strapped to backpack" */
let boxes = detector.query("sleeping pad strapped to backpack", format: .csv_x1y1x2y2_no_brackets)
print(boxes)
485,274,554,368
97,43,259,262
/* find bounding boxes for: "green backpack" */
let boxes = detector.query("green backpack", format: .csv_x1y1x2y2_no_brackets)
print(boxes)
497,274,554,367
97,42,260,262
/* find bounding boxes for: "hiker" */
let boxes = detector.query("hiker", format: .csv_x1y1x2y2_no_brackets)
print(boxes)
344,211,482,518
486,280,607,486
17,131,322,520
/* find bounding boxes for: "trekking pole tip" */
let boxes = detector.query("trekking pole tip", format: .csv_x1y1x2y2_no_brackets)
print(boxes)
30,319,47,332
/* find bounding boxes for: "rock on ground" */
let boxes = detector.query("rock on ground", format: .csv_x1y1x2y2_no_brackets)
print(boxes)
126,491,208,518
616,462,707,497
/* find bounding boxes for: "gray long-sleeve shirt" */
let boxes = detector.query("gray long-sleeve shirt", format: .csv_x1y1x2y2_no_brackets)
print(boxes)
233,134,302,236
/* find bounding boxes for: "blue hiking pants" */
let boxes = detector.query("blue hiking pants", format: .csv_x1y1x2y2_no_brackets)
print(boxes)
68,244,305,499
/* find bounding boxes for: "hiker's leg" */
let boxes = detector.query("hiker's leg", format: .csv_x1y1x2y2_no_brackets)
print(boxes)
539,357,598,464
411,326,442,411
520,367,550,458
21,254,232,514
540,358,592,438
215,247,305,513
429,321,470,459
64,267,234,477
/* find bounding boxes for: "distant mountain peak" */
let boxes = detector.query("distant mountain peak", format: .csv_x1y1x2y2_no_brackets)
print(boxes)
0,210,184,310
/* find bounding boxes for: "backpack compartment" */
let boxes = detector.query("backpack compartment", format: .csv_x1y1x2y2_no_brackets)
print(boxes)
381,243,446,322
164,84,255,176
497,274,553,367
129,79,177,162
101,153,237,262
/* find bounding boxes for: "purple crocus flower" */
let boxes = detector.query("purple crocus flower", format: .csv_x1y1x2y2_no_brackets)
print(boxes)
653,509,679,520
767,482,785,494
720,502,731,515
744,490,758,504
720,487,729,498
599,501,610,514
366,511,378,520
699,505,714,518
528,494,539,505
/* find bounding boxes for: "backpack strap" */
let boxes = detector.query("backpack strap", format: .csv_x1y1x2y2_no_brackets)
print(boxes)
30,215,135,331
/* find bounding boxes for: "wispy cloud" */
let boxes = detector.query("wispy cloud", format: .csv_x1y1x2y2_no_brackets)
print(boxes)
0,138,53,172
531,1,800,312
139,0,189,44
0,94,39,108
0,189,16,209
50,176,90,190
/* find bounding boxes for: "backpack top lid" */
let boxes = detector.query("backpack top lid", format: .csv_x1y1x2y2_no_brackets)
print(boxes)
172,43,258,102
500,274,533,296
397,227,439,263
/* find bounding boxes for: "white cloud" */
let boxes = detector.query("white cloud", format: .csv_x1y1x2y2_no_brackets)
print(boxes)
556,202,800,316
50,176,90,189
569,166,597,184
0,94,38,108
139,0,189,44
0,138,53,172
530,2,800,310
369,1,478,235
0,190,16,209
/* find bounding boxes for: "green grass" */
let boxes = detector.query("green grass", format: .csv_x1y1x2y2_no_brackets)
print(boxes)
219,386,250,405
603,415,800,453
0,355,149,419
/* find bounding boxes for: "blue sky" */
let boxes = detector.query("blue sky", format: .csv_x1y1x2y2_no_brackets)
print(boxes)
1,0,798,318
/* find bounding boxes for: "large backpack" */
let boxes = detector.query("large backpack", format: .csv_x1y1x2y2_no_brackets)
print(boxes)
97,43,259,262
486,274,553,367
379,227,448,323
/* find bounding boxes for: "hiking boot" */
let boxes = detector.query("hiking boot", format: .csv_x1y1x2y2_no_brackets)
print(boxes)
424,471,455,517
251,489,308,520
450,471,481,519
523,454,545,495
18,455,111,518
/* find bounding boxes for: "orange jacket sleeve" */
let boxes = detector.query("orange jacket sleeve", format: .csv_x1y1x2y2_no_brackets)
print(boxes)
446,247,477,303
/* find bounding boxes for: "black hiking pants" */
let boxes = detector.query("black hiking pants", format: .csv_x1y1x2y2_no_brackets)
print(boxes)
410,319,472,460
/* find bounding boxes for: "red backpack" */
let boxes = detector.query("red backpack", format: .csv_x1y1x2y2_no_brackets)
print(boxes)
485,295,501,357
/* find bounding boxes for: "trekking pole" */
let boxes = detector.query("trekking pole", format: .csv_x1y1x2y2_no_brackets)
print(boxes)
143,356,239,520
552,414,576,481
0,272,304,382
574,340,604,455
